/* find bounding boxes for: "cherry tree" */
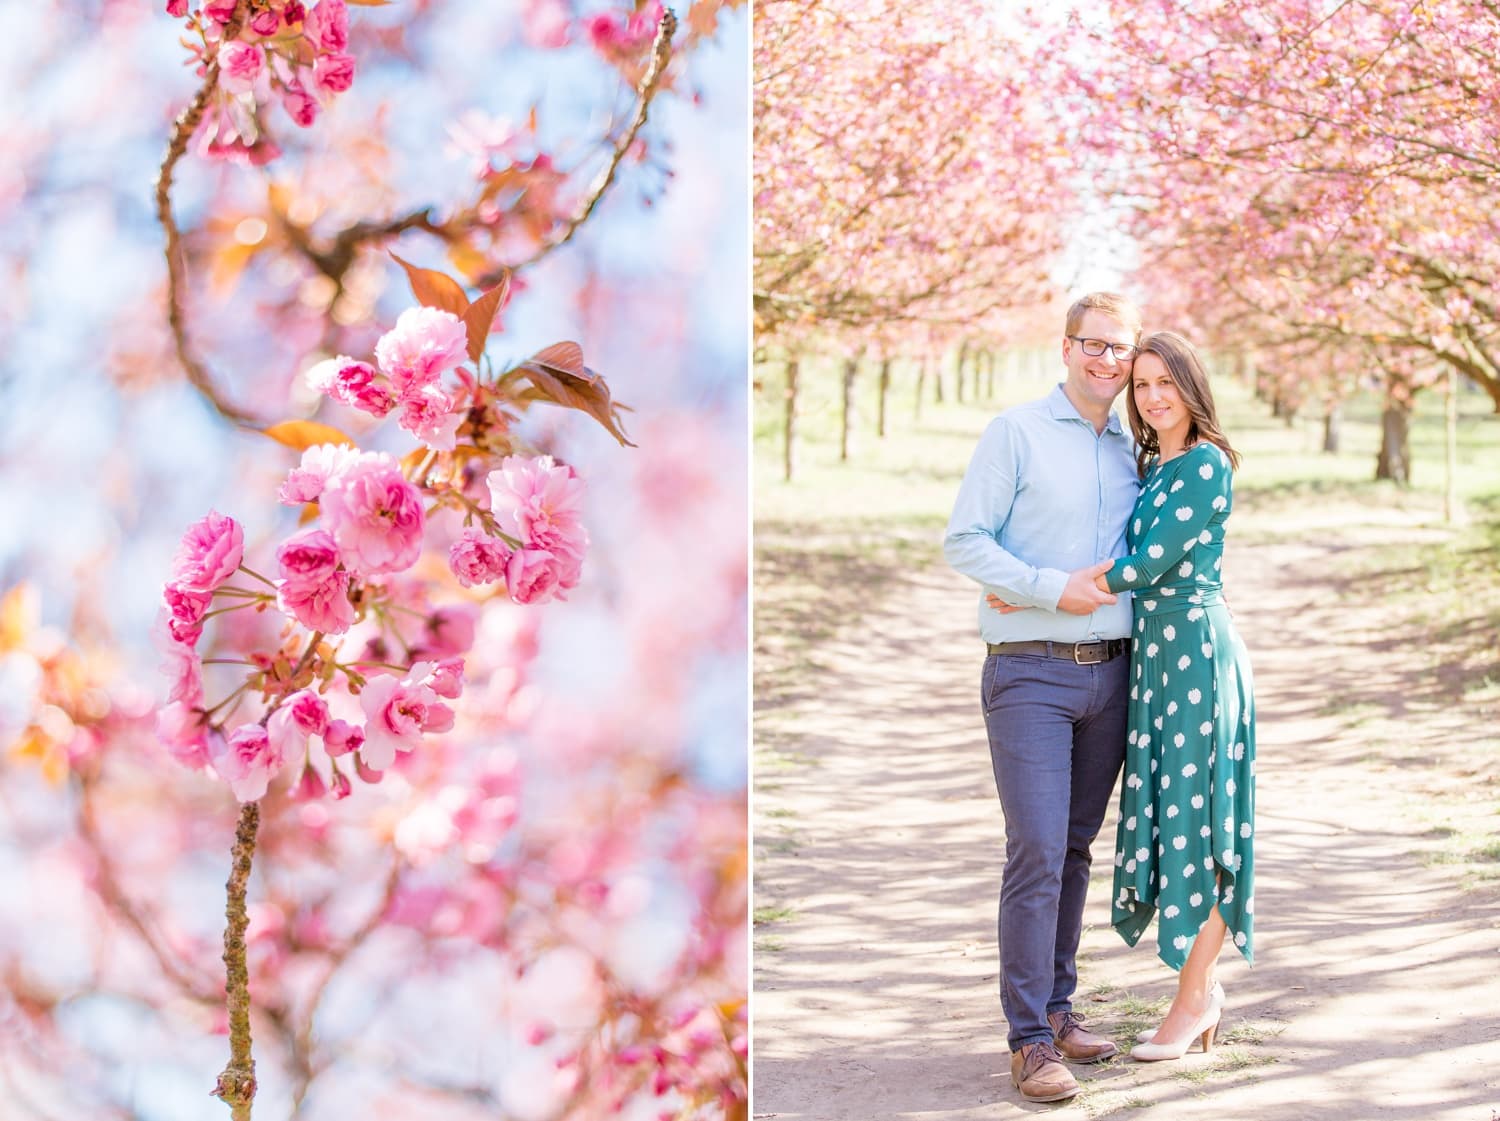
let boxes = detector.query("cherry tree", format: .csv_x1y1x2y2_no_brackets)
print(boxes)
1044,0,1500,481
754,0,1071,477
0,2,747,1118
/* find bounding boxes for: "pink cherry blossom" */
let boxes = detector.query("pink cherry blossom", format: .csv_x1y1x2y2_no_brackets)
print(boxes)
505,547,568,604
202,0,236,25
312,52,356,97
170,510,244,593
304,0,349,51
318,453,425,575
219,42,265,95
448,527,512,588
306,356,393,415
284,0,306,24
486,455,587,546
329,769,352,799
426,657,465,699
396,385,462,450
522,0,571,48
165,0,188,17
323,718,364,758
292,764,327,801
373,306,468,396
268,689,332,765
156,701,212,770
278,443,360,506
276,527,341,584
276,528,355,633
249,9,281,36
281,84,320,129
162,584,212,646
212,723,286,803
158,635,203,706
358,673,452,770
415,603,477,660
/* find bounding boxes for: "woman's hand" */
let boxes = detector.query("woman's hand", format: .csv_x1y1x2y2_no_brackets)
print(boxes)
985,593,1028,615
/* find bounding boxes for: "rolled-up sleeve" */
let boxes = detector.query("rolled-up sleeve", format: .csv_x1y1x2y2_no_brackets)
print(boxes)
943,418,1069,611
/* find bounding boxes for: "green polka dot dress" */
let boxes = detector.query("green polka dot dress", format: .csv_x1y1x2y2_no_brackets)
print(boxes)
1103,441,1255,970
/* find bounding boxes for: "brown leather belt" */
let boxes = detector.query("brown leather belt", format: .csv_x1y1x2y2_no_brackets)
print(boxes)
985,638,1128,665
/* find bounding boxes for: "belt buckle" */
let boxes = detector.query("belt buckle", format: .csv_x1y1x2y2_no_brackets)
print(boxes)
1073,641,1105,665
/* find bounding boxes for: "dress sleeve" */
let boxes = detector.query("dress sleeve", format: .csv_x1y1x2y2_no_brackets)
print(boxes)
1104,447,1231,593
943,417,1069,610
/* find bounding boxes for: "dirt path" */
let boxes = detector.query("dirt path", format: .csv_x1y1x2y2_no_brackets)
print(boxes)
752,503,1500,1121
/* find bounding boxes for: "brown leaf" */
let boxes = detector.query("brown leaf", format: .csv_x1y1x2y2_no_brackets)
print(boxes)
530,341,585,377
390,252,470,318
509,343,636,447
461,274,510,365
263,420,357,451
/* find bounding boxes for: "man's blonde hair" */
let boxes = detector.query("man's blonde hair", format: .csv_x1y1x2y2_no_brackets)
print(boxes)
1064,292,1142,338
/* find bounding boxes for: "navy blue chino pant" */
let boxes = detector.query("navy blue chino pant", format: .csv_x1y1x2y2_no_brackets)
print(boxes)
981,651,1128,1052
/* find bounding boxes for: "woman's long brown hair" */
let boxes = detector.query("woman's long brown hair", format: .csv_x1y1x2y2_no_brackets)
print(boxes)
1125,330,1242,479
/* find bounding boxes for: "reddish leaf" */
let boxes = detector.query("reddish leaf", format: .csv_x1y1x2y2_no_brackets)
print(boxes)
509,343,635,447
530,340,585,377
461,273,511,365
263,420,356,451
390,253,470,318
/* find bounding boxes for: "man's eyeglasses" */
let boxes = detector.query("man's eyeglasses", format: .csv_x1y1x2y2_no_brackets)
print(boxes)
1068,336,1139,362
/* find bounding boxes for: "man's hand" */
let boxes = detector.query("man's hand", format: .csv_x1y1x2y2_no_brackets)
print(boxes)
1057,560,1117,615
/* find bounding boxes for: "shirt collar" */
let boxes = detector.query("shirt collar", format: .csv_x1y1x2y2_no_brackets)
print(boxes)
1047,383,1125,436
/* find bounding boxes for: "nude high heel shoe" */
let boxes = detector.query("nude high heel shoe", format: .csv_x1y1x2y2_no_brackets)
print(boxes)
1130,985,1223,1061
1136,982,1223,1044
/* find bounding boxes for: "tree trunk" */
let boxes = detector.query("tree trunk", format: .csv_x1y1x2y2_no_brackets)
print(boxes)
876,358,891,438
954,343,966,404
1322,404,1341,453
1374,401,1411,484
839,356,857,462
783,357,799,482
914,355,927,422
985,351,996,398
1444,367,1462,523
933,354,944,404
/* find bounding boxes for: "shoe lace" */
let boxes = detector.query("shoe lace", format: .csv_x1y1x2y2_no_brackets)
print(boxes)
1051,1010,1086,1039
1022,1040,1065,1077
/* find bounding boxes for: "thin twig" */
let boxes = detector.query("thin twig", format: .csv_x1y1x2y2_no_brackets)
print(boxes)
213,801,262,1119
502,8,680,277
154,5,259,429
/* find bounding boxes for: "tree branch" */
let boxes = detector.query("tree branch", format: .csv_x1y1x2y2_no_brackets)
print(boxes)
213,801,261,1120
154,4,259,429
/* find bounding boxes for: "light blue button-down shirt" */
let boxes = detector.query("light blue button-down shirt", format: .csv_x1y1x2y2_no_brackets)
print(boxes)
943,384,1140,644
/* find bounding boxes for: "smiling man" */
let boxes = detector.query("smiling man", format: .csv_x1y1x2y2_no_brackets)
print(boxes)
942,292,1142,1103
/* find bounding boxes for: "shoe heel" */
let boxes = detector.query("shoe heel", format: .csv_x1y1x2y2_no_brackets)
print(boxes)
1199,1022,1217,1054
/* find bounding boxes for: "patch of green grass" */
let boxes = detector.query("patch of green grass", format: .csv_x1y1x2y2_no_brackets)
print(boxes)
754,904,797,926
754,936,785,954
1170,1048,1277,1084
760,807,797,819
1217,1020,1286,1047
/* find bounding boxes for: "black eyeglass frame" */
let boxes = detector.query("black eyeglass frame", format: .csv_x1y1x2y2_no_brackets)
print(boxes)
1067,335,1140,361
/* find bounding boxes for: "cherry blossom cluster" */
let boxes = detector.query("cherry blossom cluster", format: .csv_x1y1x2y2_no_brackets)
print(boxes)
155,298,592,804
168,0,357,164
585,2,666,66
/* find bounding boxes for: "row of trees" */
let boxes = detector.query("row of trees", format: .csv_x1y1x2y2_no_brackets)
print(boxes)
756,0,1500,491
753,0,1072,478
1052,0,1500,484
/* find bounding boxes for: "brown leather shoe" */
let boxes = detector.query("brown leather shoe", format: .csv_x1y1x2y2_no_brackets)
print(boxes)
1010,1041,1080,1103
1049,1009,1119,1063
